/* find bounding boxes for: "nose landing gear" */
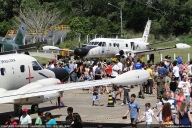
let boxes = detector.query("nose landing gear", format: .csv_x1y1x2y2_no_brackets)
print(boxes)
31,104,39,113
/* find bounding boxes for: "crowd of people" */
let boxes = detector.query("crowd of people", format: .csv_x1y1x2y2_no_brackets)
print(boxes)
5,107,83,128
4,53,192,127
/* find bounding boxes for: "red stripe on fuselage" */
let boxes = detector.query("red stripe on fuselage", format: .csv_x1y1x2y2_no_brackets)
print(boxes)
26,66,34,83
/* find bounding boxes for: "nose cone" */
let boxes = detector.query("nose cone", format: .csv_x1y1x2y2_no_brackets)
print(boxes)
74,48,89,57
49,68,69,82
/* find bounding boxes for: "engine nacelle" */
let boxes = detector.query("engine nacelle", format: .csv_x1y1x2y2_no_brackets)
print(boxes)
14,92,60,105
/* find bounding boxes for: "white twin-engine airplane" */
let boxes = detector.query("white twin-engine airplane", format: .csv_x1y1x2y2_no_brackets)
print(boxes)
73,20,191,58
0,54,149,114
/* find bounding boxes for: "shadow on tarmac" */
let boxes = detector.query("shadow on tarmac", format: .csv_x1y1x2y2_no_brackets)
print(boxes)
0,105,67,124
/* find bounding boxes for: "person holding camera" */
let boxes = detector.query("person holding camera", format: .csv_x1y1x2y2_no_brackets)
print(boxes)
123,94,140,128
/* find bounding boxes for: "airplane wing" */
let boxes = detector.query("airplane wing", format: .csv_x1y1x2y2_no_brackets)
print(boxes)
0,48,36,55
0,70,149,104
135,43,191,55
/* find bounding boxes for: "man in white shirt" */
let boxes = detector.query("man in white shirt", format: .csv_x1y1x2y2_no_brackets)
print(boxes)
111,62,119,78
93,62,98,79
172,61,180,81
178,76,191,104
117,59,123,74
20,108,32,126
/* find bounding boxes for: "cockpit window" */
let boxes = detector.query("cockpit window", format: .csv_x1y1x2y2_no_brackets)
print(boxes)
37,61,44,69
102,42,106,47
32,61,42,71
98,42,102,46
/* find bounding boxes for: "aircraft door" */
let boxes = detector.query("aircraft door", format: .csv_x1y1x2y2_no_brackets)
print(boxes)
106,42,110,57
131,42,135,50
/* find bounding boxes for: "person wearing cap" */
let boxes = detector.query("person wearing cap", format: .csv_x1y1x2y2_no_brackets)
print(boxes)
20,108,32,126
154,72,165,98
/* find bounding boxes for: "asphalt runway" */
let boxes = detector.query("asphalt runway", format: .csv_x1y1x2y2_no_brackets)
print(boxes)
0,85,166,128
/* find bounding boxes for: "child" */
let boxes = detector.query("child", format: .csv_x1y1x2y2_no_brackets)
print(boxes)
92,86,103,106
5,115,17,125
139,103,158,128
154,97,163,124
35,109,43,125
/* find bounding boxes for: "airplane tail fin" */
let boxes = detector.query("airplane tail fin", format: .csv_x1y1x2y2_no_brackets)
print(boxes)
141,20,151,43
14,24,26,45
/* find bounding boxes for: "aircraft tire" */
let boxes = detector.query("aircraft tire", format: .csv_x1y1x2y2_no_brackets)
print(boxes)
31,104,39,113
14,104,22,117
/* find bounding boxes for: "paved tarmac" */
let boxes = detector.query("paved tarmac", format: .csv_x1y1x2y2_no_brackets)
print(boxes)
0,85,167,127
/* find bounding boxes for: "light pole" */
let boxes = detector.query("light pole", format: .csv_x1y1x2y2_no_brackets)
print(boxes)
108,3,122,37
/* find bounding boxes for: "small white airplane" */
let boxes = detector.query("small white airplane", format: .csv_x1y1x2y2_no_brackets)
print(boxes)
73,20,191,58
0,54,150,115
42,45,74,52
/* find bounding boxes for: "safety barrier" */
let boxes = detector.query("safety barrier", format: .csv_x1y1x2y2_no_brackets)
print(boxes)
146,53,191,62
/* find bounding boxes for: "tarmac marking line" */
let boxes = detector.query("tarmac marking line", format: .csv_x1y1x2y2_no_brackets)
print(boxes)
84,116,122,122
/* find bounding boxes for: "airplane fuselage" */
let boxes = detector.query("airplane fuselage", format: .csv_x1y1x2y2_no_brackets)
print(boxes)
0,54,55,91
0,41,19,52
82,38,149,58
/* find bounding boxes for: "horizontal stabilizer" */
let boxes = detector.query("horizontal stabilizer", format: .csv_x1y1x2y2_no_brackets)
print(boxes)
147,39,179,47
136,43,191,55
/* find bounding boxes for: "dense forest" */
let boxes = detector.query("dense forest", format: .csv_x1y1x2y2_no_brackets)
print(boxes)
0,0,192,45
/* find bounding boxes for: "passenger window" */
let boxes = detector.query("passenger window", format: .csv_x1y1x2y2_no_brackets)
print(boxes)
20,65,25,73
32,61,42,71
1,68,5,75
109,43,111,47
126,44,128,47
98,42,102,46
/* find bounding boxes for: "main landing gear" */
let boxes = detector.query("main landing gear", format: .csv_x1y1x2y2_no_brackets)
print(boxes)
14,104,39,117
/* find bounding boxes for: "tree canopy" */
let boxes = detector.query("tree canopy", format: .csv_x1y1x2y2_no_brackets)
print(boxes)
0,0,192,39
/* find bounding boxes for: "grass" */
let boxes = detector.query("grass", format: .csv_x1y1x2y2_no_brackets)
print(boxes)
146,41,192,63
33,56,51,64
